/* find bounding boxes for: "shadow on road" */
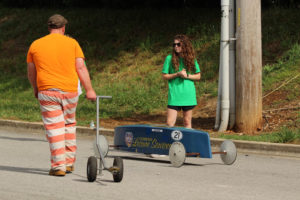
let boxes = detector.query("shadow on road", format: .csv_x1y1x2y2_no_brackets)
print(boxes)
0,135,46,142
0,165,48,176
108,155,224,167
72,173,109,186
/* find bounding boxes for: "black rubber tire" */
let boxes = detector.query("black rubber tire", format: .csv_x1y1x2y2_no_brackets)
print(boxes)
87,156,97,182
113,157,124,182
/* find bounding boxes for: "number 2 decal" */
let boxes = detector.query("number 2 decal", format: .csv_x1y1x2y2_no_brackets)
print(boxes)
171,130,183,141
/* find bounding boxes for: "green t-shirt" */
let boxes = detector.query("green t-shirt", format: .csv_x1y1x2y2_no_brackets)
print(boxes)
162,54,201,106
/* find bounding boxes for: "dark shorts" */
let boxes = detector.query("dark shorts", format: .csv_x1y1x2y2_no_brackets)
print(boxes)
167,105,195,111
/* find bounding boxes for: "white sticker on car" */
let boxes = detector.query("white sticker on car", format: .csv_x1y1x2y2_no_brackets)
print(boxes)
171,130,183,141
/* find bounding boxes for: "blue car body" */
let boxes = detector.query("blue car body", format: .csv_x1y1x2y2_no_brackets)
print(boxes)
114,124,212,158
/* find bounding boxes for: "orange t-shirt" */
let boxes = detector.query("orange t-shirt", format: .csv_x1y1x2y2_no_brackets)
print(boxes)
27,33,84,92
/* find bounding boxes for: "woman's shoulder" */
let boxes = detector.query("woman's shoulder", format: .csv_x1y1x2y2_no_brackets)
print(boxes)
165,54,172,60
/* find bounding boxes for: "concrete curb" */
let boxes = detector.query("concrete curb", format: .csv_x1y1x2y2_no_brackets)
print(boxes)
210,138,300,158
0,119,114,137
1,119,299,158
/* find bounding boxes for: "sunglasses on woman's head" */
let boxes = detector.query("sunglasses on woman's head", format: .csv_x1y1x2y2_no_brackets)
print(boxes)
173,42,181,47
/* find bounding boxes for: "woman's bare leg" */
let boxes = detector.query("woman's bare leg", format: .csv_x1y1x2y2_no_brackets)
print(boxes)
183,109,193,128
167,108,178,127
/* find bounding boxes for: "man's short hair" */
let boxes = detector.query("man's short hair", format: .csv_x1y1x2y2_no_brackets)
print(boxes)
48,14,68,29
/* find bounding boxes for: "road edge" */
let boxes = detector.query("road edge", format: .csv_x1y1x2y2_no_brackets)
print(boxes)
1,119,299,158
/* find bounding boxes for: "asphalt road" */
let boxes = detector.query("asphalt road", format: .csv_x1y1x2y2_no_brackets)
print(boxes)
0,128,299,200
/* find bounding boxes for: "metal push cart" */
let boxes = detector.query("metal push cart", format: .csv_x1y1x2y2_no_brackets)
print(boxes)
86,96,124,182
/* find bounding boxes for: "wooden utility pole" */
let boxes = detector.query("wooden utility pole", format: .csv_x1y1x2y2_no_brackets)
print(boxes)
235,0,262,134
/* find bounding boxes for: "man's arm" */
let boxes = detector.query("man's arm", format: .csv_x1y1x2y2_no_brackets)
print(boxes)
75,58,96,101
27,62,38,98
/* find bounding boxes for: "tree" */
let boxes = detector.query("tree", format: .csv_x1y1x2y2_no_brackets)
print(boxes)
236,0,263,134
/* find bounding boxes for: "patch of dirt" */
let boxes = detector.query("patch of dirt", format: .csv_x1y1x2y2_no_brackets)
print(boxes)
1,39,27,57
263,40,284,65
100,91,300,136
262,90,300,133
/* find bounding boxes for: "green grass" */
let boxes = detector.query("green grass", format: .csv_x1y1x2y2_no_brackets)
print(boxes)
0,7,221,126
220,127,300,144
262,43,300,109
0,6,299,135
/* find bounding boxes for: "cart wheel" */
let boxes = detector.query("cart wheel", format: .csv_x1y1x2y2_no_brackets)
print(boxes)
220,140,237,165
93,135,109,158
169,142,186,167
87,156,97,182
112,157,124,182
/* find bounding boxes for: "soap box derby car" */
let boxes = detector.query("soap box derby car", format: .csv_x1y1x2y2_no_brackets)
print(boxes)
86,96,237,183
113,124,237,167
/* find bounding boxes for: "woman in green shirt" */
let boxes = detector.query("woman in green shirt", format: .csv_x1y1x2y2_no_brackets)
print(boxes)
162,34,201,128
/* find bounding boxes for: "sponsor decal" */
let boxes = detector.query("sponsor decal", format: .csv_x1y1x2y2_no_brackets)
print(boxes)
130,137,171,150
171,130,183,141
125,132,133,147
152,129,163,133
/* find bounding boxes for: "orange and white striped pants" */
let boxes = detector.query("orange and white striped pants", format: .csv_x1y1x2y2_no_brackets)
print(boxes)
38,90,78,171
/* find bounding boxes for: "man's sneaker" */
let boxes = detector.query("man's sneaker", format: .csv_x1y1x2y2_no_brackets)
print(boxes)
66,165,74,174
49,169,66,176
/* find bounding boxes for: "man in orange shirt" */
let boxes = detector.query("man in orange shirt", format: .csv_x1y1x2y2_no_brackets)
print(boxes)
27,14,96,176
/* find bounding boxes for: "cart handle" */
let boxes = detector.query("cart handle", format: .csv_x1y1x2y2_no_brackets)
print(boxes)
95,95,112,169
97,96,112,99
84,95,112,100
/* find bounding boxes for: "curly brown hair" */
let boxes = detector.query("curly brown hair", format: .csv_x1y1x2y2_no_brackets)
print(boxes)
171,34,196,73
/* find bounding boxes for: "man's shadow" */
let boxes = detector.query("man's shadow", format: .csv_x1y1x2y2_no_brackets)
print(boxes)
0,165,49,176
0,135,47,142
0,135,48,175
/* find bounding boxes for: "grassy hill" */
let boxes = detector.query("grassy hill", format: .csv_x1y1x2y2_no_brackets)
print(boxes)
0,6,299,134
